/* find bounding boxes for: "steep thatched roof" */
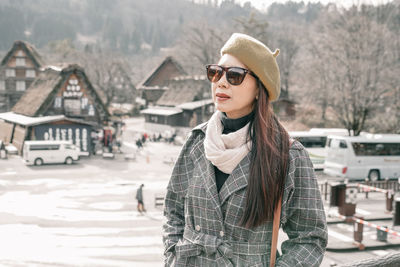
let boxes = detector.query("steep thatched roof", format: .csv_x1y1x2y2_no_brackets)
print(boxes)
156,75,209,107
12,68,61,116
1,40,45,68
12,64,109,119
137,56,186,89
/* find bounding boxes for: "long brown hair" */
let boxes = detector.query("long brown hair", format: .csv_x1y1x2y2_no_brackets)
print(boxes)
239,80,290,229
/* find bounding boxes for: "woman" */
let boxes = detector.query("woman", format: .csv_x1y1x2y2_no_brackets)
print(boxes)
163,33,327,266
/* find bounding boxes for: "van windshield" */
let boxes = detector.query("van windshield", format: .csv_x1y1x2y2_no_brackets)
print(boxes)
64,144,76,150
293,136,327,148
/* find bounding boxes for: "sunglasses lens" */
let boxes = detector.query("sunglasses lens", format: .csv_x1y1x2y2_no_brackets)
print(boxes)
226,67,246,85
206,65,223,83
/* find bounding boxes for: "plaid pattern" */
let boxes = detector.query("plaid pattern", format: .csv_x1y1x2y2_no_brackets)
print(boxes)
163,122,327,266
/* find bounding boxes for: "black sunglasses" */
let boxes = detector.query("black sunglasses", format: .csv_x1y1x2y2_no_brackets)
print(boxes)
205,64,257,86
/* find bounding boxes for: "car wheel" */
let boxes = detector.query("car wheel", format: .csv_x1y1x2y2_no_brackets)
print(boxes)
65,157,73,165
368,170,380,181
34,158,43,166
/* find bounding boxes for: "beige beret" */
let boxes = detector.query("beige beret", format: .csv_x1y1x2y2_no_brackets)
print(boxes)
220,33,281,102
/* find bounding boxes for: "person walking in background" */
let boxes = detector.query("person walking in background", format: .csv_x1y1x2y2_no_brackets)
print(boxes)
163,33,327,266
135,138,143,150
136,184,146,214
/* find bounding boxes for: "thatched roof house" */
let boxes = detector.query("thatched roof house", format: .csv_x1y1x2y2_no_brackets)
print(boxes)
0,64,110,155
1,40,45,68
156,75,210,106
12,64,109,125
0,40,45,112
137,56,186,106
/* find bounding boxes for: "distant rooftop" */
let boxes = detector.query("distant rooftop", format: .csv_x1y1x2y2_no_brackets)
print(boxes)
177,99,213,110
0,112,65,126
140,106,182,116
172,75,207,81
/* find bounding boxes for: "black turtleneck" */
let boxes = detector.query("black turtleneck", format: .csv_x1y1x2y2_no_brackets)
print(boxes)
214,111,254,192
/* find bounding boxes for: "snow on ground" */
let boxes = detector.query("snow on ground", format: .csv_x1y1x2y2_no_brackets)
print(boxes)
0,117,185,266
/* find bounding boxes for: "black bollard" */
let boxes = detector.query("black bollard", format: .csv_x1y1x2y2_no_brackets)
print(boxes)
386,191,394,212
330,183,346,207
354,216,364,243
394,198,400,226
377,227,388,242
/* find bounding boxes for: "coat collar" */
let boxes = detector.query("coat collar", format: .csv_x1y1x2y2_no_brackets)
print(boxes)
191,121,251,211
192,121,208,133
219,152,251,206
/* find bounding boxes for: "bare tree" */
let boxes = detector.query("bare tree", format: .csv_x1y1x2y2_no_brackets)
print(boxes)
294,24,334,126
234,12,269,44
173,21,229,74
268,24,300,100
304,6,397,135
77,48,137,109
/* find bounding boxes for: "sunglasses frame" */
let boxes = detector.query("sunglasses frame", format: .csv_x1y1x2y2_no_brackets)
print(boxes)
205,64,257,86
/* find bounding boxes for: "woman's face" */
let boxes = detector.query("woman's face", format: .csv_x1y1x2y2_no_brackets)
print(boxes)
211,54,258,119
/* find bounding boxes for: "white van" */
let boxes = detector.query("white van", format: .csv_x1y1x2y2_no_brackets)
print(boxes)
289,129,349,170
289,131,327,170
23,140,80,166
324,134,400,180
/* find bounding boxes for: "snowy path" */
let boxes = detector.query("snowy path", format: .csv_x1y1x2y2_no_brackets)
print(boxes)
0,140,182,266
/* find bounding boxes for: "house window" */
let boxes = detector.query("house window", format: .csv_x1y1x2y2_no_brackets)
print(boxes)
0,80,5,90
6,69,16,77
88,105,95,116
16,57,26,67
64,99,81,115
16,81,26,91
16,51,24,57
54,97,62,108
26,70,36,78
150,115,158,123
81,97,88,109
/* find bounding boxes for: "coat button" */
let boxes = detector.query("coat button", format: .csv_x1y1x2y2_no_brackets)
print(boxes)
219,231,224,237
195,225,201,231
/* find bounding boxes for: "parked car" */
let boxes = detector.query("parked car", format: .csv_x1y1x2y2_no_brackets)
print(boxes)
23,140,80,166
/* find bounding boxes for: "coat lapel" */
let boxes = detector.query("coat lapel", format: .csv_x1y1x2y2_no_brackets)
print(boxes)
219,152,251,206
190,137,224,221
203,156,224,220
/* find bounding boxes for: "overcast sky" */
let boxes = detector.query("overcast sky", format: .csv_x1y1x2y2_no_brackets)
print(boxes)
237,0,394,11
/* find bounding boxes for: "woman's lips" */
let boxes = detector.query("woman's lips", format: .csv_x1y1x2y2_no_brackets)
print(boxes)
216,93,230,102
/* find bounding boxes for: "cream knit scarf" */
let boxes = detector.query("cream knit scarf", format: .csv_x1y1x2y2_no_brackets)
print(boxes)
204,111,252,174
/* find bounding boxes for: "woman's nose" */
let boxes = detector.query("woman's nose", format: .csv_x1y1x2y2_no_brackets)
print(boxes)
216,71,229,88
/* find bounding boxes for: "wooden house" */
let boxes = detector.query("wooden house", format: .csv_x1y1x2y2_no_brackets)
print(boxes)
0,64,110,154
0,41,45,112
109,62,137,104
137,56,186,106
140,75,214,134
0,112,96,155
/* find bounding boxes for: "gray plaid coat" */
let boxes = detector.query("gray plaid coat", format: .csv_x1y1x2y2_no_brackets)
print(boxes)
163,122,327,266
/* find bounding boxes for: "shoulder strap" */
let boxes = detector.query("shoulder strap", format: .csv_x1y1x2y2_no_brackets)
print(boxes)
270,138,293,267
270,196,282,267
